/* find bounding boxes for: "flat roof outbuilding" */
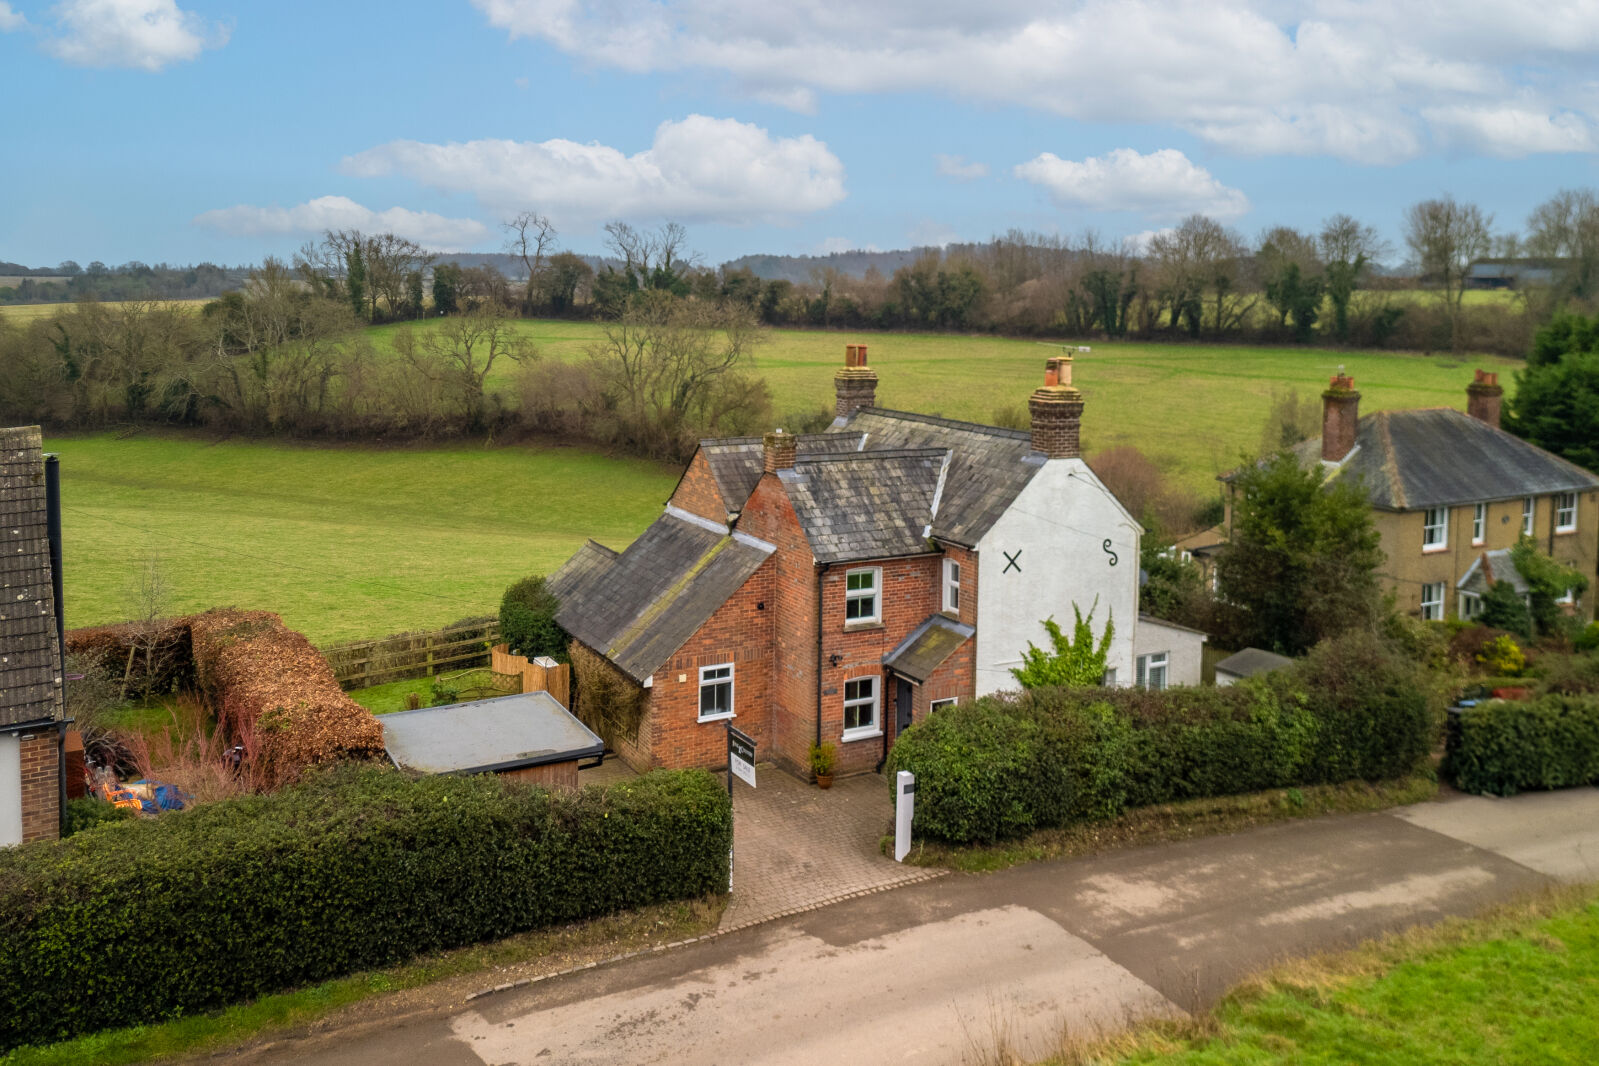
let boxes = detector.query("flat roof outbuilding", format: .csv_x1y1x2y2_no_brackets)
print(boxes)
381,691,603,776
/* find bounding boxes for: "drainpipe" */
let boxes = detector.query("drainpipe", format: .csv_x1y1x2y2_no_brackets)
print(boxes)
875,677,891,774
814,564,830,750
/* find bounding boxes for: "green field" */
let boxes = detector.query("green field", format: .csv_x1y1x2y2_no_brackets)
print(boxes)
47,433,678,644
46,322,1522,643
0,299,210,323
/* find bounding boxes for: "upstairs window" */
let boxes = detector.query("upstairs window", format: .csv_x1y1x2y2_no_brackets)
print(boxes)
842,676,880,739
1421,582,1445,621
697,664,734,722
1422,507,1449,551
1472,503,1486,545
1523,497,1536,536
1556,492,1578,533
942,558,961,614
845,568,880,624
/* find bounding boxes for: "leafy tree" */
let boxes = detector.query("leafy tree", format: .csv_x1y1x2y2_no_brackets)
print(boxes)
545,252,593,313
344,245,367,322
1011,603,1114,688
1138,540,1202,622
1504,313,1599,472
1263,263,1324,342
406,271,424,319
431,263,460,315
499,574,569,662
1215,451,1386,655
592,265,639,318
1476,580,1532,639
1510,536,1589,637
1319,214,1385,342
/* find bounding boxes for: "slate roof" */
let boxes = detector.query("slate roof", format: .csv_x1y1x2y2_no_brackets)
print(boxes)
550,509,773,682
1214,647,1294,679
1457,549,1530,596
697,433,866,515
833,408,1042,546
781,448,947,563
1289,409,1599,510
382,691,603,775
1,426,64,729
882,614,975,683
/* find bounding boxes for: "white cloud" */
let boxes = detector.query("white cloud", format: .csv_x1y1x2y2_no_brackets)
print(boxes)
472,0,1599,163
341,115,846,225
816,237,881,254
0,3,26,31
1014,148,1249,221
935,154,988,181
1421,105,1596,157
908,220,960,248
42,0,227,71
193,196,489,252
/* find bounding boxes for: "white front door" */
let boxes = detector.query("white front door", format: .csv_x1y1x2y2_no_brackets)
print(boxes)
0,733,21,847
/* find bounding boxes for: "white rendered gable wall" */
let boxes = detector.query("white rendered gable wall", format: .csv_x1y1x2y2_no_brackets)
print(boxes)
974,458,1141,696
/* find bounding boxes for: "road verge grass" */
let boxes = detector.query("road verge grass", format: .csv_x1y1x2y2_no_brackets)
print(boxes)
0,896,724,1066
1042,882,1599,1065
893,773,1439,873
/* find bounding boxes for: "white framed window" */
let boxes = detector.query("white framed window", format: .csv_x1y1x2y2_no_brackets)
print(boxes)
1422,507,1449,551
1420,582,1445,621
1458,590,1482,620
929,697,957,713
942,558,961,614
1522,496,1535,536
845,567,880,624
1472,503,1486,545
1557,587,1577,606
1556,492,1577,533
842,676,880,740
1103,667,1118,687
1135,653,1168,691
697,663,734,722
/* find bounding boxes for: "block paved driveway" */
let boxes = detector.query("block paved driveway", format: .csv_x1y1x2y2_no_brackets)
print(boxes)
719,765,945,931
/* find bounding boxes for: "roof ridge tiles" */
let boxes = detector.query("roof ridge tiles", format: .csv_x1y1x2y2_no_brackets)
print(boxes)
794,446,950,464
852,406,1033,441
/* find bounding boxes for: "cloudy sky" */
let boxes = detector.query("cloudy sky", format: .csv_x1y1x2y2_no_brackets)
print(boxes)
3,0,1597,266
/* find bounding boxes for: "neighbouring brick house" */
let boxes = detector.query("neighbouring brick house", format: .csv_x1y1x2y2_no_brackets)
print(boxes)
551,347,1204,777
1,426,67,846
1223,370,1599,624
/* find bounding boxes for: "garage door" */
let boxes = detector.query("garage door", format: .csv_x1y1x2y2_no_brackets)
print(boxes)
0,733,21,847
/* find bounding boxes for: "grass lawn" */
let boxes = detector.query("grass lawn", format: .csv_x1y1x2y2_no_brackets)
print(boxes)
1081,885,1599,1066
46,432,679,645
0,299,210,324
348,669,501,713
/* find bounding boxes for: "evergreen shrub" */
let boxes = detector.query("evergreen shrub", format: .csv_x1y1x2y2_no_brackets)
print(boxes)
1444,694,1599,796
0,766,729,1051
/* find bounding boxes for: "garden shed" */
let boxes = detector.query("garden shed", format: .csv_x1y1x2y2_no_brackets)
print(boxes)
381,691,603,789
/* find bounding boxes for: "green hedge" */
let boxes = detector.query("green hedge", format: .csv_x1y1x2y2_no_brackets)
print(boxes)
0,767,730,1052
1444,694,1599,796
887,632,1433,844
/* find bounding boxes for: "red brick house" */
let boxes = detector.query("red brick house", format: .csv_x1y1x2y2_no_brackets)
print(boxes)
551,347,1204,776
1,426,67,845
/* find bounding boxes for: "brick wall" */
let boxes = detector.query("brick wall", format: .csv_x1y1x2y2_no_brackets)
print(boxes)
18,729,59,844
668,451,728,522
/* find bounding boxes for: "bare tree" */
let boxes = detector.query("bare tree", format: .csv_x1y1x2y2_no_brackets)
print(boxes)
503,211,558,313
1403,196,1492,333
603,220,698,289
1149,216,1252,335
363,233,434,317
398,310,535,429
1319,214,1387,341
124,553,172,702
1526,188,1599,297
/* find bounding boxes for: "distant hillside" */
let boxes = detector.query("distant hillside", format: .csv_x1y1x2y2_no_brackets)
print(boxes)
722,248,940,282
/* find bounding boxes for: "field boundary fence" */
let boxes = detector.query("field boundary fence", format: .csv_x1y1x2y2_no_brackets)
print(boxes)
322,617,500,690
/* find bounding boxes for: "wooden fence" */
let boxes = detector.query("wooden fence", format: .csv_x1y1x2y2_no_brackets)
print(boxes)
322,617,501,690
491,644,572,708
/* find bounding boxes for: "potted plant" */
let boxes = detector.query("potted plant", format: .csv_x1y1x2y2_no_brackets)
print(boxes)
809,741,836,789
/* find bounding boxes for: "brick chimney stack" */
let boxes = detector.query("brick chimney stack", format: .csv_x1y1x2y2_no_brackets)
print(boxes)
1028,355,1085,459
1321,370,1360,463
834,343,878,420
1466,369,1503,429
762,428,797,473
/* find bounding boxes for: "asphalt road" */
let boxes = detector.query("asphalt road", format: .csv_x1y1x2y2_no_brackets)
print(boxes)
229,787,1599,1066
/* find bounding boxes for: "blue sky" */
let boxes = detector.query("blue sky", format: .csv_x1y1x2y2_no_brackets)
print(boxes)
3,0,1597,268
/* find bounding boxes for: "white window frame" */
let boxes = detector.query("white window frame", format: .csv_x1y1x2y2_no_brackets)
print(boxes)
1557,586,1577,606
1103,667,1118,687
1458,590,1482,621
1556,492,1577,533
696,663,735,723
1420,582,1445,621
942,558,961,614
1422,507,1449,551
1472,503,1486,545
1522,496,1535,536
844,567,881,625
1135,653,1168,691
929,698,957,713
841,675,881,740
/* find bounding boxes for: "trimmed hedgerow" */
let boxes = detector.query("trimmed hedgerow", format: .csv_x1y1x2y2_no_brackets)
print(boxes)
1444,694,1599,797
887,632,1432,844
0,766,730,1052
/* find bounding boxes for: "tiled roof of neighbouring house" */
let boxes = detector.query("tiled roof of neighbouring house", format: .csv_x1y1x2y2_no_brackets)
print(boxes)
1289,408,1599,510
780,448,948,563
549,509,773,683
697,433,866,516
882,614,975,684
0,426,64,728
833,408,1043,546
